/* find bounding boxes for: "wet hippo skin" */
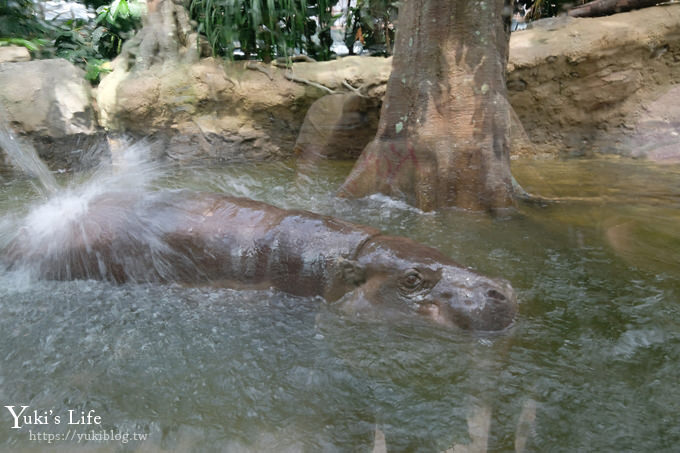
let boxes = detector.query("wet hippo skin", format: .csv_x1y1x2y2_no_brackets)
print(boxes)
3,190,517,331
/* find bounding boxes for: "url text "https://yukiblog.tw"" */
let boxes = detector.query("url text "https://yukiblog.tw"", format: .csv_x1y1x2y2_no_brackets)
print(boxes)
28,429,148,445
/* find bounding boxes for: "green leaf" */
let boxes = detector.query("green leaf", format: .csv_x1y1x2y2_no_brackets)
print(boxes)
0,37,40,51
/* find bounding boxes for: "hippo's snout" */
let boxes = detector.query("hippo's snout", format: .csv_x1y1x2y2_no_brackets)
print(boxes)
431,277,517,331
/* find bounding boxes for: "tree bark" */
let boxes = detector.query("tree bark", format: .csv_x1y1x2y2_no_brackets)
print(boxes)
338,0,516,211
120,0,208,71
568,0,660,17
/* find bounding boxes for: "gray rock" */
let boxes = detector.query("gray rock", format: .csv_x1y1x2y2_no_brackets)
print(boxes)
0,59,97,137
0,46,31,63
0,59,100,169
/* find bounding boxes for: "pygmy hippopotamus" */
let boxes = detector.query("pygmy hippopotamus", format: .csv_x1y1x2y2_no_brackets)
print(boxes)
2,190,517,331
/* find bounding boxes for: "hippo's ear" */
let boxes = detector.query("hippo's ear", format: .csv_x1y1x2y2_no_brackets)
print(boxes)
339,257,366,286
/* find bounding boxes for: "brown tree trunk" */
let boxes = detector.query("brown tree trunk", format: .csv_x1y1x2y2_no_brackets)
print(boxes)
338,0,515,211
568,0,660,17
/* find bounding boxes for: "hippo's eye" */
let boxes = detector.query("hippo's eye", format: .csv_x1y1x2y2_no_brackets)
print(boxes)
401,269,424,291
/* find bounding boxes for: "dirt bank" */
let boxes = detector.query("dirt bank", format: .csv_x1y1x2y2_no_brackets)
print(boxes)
507,4,680,159
96,3,679,161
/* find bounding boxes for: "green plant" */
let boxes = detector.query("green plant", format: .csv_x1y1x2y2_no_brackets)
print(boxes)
343,0,397,56
1,0,143,83
84,58,112,82
0,37,49,51
51,0,143,82
0,0,46,38
93,0,144,58
52,18,109,80
0,0,54,55
189,0,336,62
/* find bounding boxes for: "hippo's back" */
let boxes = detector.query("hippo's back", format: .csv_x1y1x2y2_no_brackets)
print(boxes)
154,191,380,296
3,190,379,296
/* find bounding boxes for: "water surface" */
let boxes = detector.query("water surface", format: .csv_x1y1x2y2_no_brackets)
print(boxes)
0,156,678,451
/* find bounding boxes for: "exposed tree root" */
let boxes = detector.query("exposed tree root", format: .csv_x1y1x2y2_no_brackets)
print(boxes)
245,62,274,80
284,72,337,94
272,55,317,68
342,80,368,98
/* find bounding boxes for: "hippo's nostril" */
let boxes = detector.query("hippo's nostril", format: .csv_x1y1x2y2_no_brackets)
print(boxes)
486,289,506,301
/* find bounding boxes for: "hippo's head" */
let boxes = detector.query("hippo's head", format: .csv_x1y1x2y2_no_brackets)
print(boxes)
336,235,517,331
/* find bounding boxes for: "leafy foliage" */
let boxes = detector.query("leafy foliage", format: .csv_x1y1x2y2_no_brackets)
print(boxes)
51,0,143,82
343,0,396,56
0,0,52,50
0,0,142,83
0,37,49,52
92,0,144,58
189,0,335,61
51,19,107,82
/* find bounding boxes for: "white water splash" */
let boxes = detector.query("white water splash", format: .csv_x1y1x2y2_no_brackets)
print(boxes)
20,139,164,236
1,134,170,282
22,193,89,242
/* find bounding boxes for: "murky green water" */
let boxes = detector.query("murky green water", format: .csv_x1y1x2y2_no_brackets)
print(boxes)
0,157,678,452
